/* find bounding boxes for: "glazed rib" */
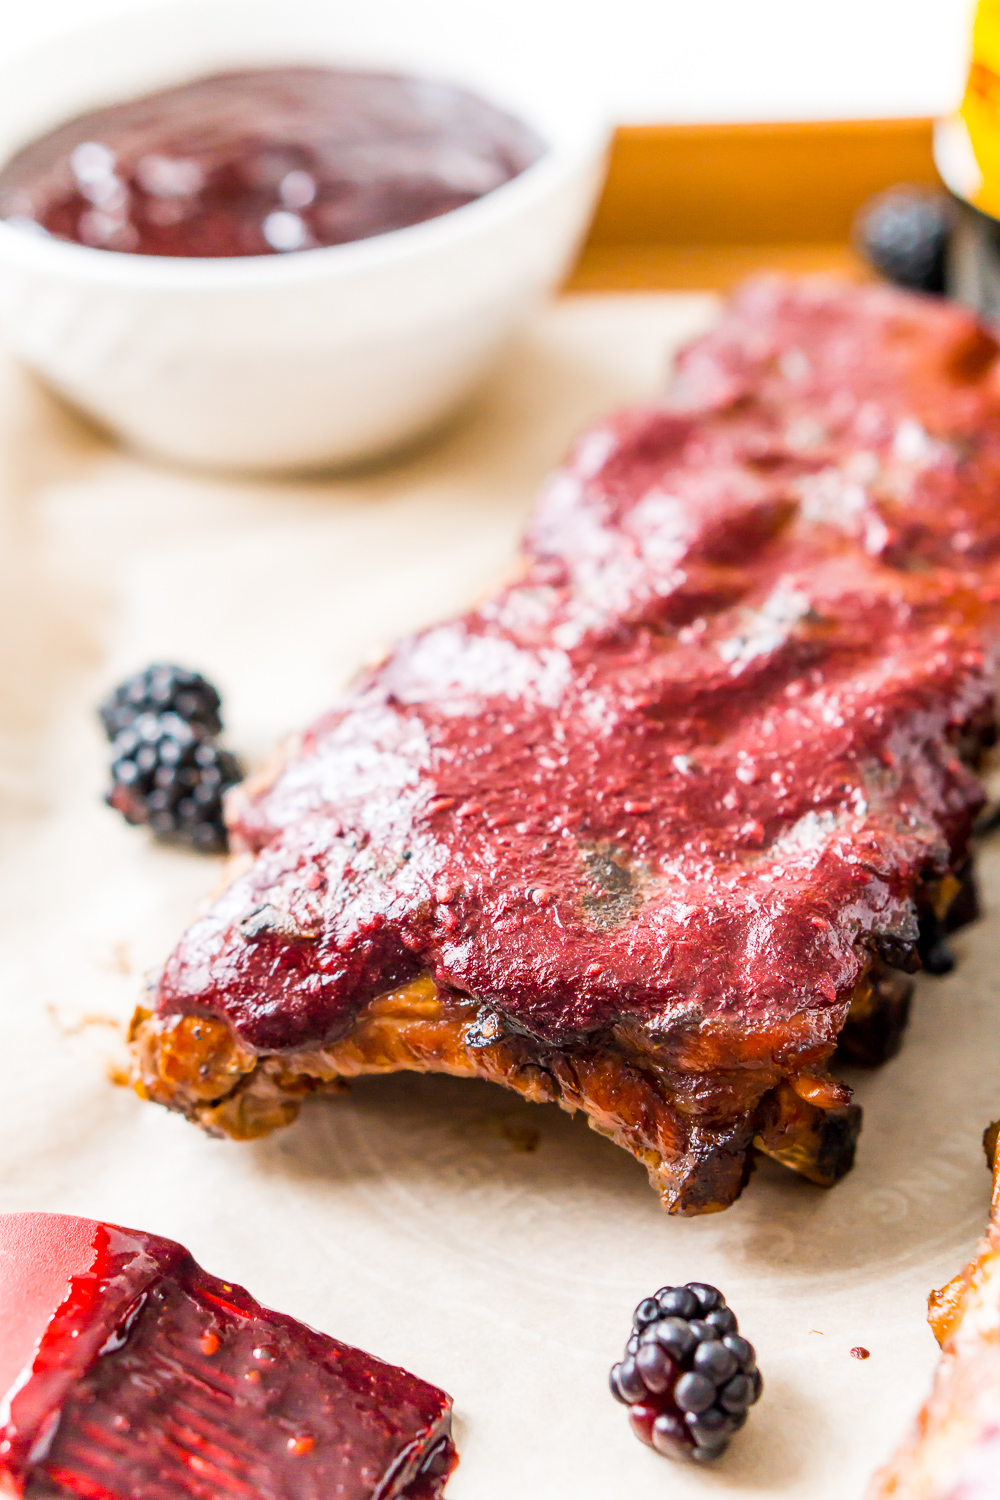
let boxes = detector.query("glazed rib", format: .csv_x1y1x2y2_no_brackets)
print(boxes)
131,278,1000,1213
869,1133,1000,1498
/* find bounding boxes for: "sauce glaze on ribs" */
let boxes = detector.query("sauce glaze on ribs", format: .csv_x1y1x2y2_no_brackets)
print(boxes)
869,1135,1000,1498
131,279,1000,1213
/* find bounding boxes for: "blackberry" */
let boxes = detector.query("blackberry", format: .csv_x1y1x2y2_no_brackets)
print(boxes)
610,1283,762,1462
99,664,223,741
853,186,955,295
106,712,242,853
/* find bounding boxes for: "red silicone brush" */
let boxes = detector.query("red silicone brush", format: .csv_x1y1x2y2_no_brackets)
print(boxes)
0,1213,456,1499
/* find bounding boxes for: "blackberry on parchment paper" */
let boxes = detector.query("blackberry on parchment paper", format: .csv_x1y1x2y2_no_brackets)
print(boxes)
100,664,242,853
106,712,242,853
98,663,223,740
610,1283,762,1462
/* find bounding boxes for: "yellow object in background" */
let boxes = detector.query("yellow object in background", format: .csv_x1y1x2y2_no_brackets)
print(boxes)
962,0,1000,217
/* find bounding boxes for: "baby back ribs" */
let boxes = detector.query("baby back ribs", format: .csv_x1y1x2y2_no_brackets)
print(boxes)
869,1133,1000,1498
131,278,1000,1214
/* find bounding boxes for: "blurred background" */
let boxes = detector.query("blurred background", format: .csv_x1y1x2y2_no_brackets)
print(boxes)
4,0,976,126
0,0,983,466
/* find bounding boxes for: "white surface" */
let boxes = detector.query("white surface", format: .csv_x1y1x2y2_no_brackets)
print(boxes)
1,292,998,1499
0,0,978,127
0,0,608,472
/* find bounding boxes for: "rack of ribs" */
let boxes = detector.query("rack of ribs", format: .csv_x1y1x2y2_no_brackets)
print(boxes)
130,277,1000,1215
869,1130,1000,1497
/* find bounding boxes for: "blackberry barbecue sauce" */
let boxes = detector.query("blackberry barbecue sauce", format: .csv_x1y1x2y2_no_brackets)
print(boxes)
0,67,544,257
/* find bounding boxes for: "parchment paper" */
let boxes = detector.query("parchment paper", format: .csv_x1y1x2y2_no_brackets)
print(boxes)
2,292,1000,1500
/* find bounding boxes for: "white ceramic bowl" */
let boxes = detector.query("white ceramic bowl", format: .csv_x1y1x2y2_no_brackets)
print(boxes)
0,1,608,472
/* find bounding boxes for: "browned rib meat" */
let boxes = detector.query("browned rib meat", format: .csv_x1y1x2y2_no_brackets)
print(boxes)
132,969,868,1214
869,1135,1000,1498
130,279,1000,1213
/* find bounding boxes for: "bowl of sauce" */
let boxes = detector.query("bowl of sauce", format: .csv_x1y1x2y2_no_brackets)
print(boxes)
0,67,545,259
0,2,608,471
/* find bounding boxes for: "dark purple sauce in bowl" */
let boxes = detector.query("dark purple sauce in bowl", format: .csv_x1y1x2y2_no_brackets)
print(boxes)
0,0,608,470
0,66,545,258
